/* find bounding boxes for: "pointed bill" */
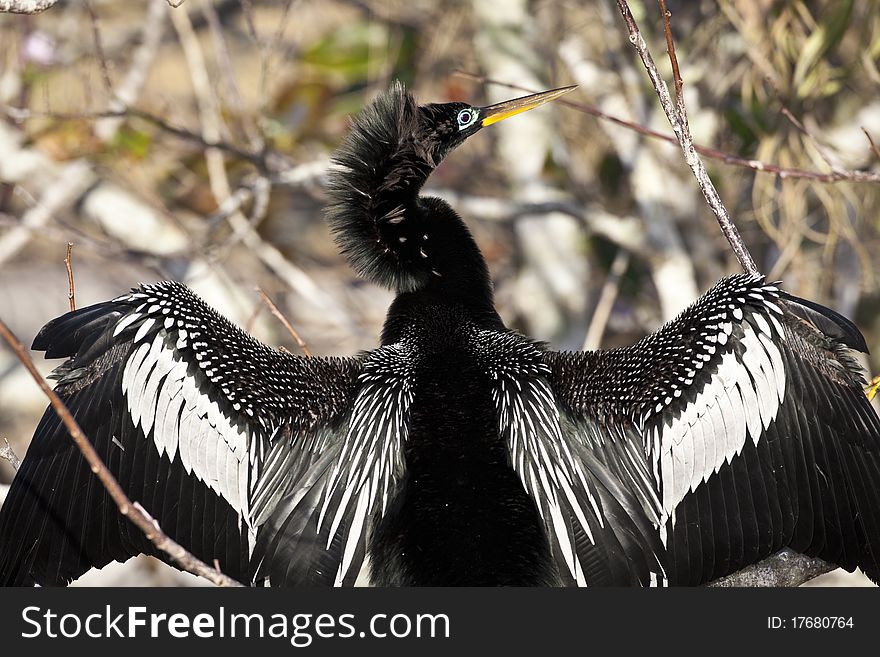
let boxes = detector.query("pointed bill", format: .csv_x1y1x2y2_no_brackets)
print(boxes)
480,85,577,127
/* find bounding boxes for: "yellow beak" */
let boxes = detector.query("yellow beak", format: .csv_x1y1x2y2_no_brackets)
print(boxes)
480,85,577,127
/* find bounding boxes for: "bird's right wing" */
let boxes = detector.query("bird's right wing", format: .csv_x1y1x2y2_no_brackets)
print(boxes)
476,330,667,586
250,342,414,586
0,281,395,586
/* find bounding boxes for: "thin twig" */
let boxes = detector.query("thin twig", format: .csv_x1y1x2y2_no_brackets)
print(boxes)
200,0,263,150
84,0,113,95
779,106,840,174
0,317,242,587
657,0,683,102
658,0,690,142
0,437,21,471
0,160,94,268
65,242,76,311
862,128,880,162
583,249,630,351
263,0,296,117
453,71,880,184
4,106,267,170
614,0,759,275
256,287,312,357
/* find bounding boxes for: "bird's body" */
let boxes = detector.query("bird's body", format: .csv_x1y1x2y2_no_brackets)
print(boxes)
1,82,879,587
370,300,558,586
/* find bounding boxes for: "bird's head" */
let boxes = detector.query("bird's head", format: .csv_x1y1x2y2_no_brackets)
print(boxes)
326,81,574,299
410,84,576,169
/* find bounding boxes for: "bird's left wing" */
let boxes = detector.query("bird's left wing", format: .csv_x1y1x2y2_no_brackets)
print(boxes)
0,282,367,586
545,274,880,585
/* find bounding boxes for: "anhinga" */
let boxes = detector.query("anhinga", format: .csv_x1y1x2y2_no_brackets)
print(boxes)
0,82,878,586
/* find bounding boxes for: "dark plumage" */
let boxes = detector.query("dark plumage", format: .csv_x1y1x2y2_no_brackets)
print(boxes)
1,82,878,587
326,82,492,302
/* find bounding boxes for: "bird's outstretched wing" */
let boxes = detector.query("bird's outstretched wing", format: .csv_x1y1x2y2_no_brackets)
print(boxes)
250,342,413,586
476,330,667,586
545,274,880,585
0,281,379,586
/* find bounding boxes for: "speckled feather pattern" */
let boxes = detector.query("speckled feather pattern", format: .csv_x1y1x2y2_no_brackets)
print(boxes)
109,281,361,432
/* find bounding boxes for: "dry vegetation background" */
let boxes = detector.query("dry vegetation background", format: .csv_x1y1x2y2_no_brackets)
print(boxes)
0,0,878,585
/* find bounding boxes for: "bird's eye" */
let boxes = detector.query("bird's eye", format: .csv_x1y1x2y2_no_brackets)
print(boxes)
456,109,478,130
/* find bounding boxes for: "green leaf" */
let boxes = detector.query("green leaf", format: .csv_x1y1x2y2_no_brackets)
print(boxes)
111,125,152,159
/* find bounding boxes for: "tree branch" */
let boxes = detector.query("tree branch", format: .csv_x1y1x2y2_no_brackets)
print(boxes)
0,0,58,14
0,437,21,471
3,104,269,170
256,287,312,357
862,128,880,162
0,318,243,587
582,248,630,351
615,0,758,275
708,549,836,587
65,242,76,312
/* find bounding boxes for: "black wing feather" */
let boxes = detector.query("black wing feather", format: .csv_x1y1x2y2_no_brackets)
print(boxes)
0,282,362,586
546,274,880,585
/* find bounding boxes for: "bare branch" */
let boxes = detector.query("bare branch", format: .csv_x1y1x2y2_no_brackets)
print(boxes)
4,106,267,170
0,317,243,587
200,0,263,150
165,4,345,330
614,0,758,275
861,128,880,162
779,105,841,174
170,3,234,199
657,0,683,103
0,0,58,14
65,242,76,312
708,549,836,587
84,0,113,95
583,249,630,351
257,288,313,357
0,437,21,472
211,176,272,255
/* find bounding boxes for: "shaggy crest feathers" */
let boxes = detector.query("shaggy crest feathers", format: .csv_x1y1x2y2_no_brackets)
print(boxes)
325,82,431,292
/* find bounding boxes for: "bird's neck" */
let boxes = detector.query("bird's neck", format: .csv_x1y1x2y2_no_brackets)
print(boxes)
377,196,502,344
326,132,497,320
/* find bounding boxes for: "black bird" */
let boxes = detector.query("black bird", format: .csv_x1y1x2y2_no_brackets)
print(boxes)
1,82,879,586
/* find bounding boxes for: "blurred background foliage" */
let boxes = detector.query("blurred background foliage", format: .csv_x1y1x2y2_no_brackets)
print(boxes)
0,0,878,584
